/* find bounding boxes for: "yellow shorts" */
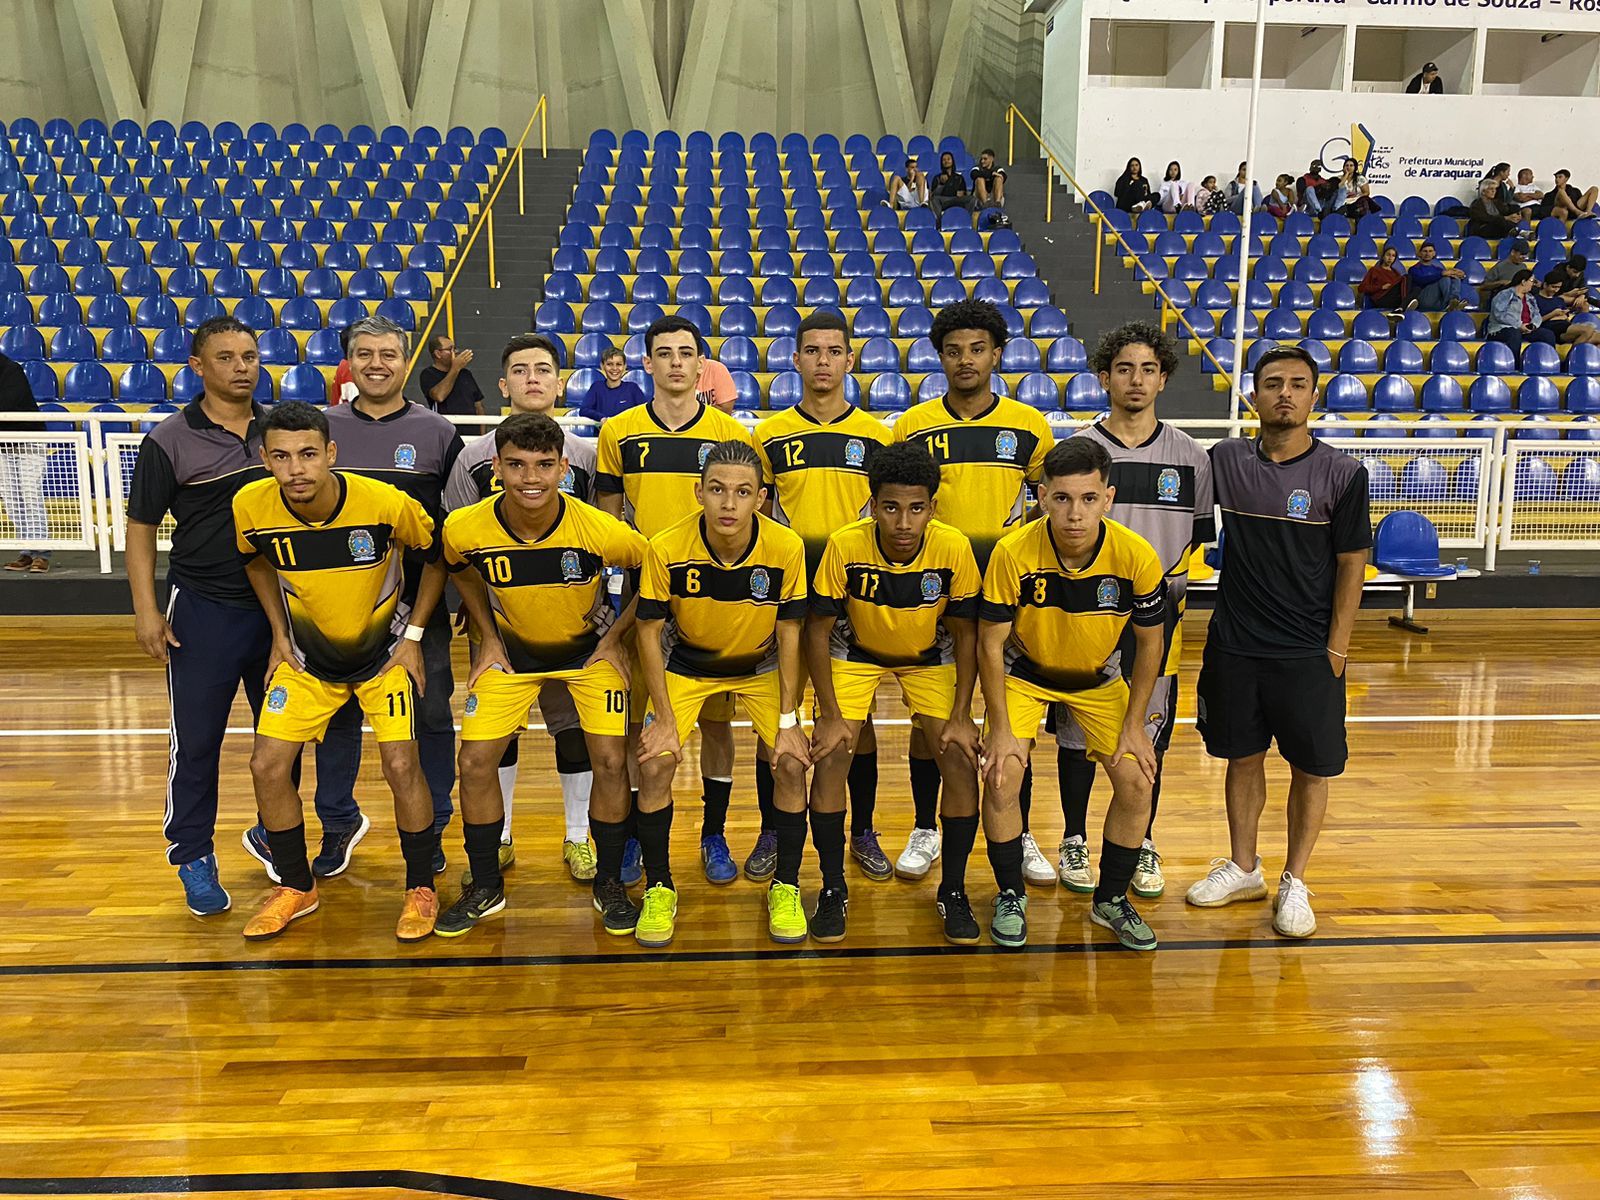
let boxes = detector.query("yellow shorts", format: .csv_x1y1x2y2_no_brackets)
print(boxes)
257,662,416,745
629,645,735,724
830,659,956,723
649,671,780,748
461,661,628,741
986,675,1130,761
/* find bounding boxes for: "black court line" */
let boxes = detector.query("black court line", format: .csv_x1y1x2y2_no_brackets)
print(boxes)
0,1170,617,1199
2,929,1598,979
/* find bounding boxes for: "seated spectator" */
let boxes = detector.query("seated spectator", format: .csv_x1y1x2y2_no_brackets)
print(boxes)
928,151,969,220
1113,157,1152,214
1533,269,1600,345
1298,160,1335,216
0,350,49,573
1332,160,1376,218
696,356,738,413
1157,161,1189,215
1512,168,1544,215
420,335,484,415
1265,173,1297,219
1478,239,1531,304
1486,269,1556,357
1189,175,1222,214
970,149,1007,215
1405,62,1444,94
1359,246,1407,311
1552,254,1598,306
1466,178,1521,240
1405,241,1467,312
1541,169,1599,221
576,347,647,422
1226,162,1263,215
887,156,928,210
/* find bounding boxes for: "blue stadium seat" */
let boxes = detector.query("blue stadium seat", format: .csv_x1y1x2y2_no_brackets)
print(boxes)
1469,376,1512,413
581,301,622,334
63,361,114,401
916,373,949,402
1000,340,1042,372
1512,455,1558,499
257,327,301,365
103,325,151,362
1372,374,1417,412
278,363,329,404
1322,374,1368,412
305,328,344,366
1065,374,1108,410
906,338,941,373
118,361,168,402
0,325,47,361
1517,376,1561,413
858,337,899,373
867,372,912,411
763,305,801,337
1028,307,1070,338
1016,372,1060,411
1350,310,1391,342
1521,341,1560,377
1337,339,1379,374
897,307,934,338
1430,341,1471,375
536,300,575,333
1383,341,1424,374
717,336,759,373
1420,376,1465,412
1362,456,1398,500
1304,310,1344,341
1475,341,1516,375
769,372,802,408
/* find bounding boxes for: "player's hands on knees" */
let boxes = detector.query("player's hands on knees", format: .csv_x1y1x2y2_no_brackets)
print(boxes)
982,730,1027,793
937,715,983,769
774,724,814,770
584,634,632,689
1113,722,1158,784
638,714,682,764
134,611,180,663
809,713,854,762
382,640,427,696
467,638,511,690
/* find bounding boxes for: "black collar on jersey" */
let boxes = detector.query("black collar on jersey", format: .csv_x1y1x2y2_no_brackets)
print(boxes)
348,398,415,424
1251,435,1317,467
283,471,348,528
941,393,1000,423
795,399,859,426
698,514,759,567
183,398,265,439
1046,518,1107,573
1092,419,1164,451
494,492,566,545
645,398,706,433
874,524,925,567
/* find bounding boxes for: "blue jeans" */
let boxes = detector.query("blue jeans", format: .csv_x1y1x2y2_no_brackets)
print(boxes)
1414,277,1461,311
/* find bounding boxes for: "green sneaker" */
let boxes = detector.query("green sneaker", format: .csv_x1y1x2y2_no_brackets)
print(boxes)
989,890,1028,949
635,884,678,948
1090,894,1158,952
767,882,808,944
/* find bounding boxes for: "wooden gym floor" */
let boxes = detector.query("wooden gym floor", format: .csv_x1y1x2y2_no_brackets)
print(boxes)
1,611,1598,1200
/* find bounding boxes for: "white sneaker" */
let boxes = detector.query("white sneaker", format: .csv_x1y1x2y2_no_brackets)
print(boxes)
1131,838,1165,898
895,827,941,880
1020,832,1055,886
1184,856,1269,907
1056,834,1095,893
1273,871,1317,938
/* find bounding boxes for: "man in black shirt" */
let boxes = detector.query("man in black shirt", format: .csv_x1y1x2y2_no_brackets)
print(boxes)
419,336,484,416
0,351,50,572
970,149,1007,219
1186,346,1370,940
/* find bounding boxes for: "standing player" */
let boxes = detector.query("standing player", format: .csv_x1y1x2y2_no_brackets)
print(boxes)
233,402,445,941
633,441,811,947
1186,347,1370,939
443,333,601,884
807,444,984,943
439,412,645,937
1053,323,1213,899
979,438,1166,951
753,311,893,882
890,299,1055,886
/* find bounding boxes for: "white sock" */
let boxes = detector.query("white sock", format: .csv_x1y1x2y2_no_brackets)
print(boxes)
561,770,593,842
498,764,517,841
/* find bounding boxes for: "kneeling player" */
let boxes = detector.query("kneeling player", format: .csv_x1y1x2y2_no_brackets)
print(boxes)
234,402,446,941
978,437,1166,951
807,444,984,944
440,413,645,938
634,441,812,947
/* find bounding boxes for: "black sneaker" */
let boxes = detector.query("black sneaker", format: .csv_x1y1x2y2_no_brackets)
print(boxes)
593,878,640,935
808,887,848,943
937,889,981,945
312,812,371,878
433,884,505,938
431,840,447,875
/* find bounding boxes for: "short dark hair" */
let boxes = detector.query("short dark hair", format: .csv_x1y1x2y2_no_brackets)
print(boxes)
494,411,565,456
980,147,996,159
600,346,626,364
1420,240,1437,251
867,441,939,497
262,399,329,441
500,332,563,372
1569,253,1588,270
428,334,451,355
1089,321,1178,377
1252,345,1320,391
929,299,1008,352
1041,436,1112,484
191,316,256,358
701,438,763,481
1556,168,1572,179
1512,268,1535,287
1543,268,1567,287
645,313,704,354
796,310,850,349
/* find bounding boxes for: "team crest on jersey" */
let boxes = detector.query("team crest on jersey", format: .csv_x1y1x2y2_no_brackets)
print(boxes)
266,685,288,714
1096,578,1120,608
698,441,715,468
561,465,576,494
920,571,942,602
844,438,867,467
347,528,377,563
1157,467,1181,502
1287,489,1312,519
465,694,479,717
749,567,771,599
394,442,417,469
560,549,583,581
994,429,1019,461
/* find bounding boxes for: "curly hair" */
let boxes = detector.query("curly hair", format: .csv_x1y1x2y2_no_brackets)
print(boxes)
1089,321,1178,377
929,299,1009,353
867,441,939,497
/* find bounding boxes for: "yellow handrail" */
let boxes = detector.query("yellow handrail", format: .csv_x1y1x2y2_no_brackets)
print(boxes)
407,95,548,377
1004,104,1251,410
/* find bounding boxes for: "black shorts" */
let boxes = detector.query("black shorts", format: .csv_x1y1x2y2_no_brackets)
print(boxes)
1196,644,1348,777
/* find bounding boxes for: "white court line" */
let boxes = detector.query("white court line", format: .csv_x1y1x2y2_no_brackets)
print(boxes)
2,713,1599,738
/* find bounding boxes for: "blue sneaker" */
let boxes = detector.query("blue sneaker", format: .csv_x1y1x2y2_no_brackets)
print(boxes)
241,822,281,884
177,854,231,916
313,812,371,879
701,835,737,884
620,837,643,887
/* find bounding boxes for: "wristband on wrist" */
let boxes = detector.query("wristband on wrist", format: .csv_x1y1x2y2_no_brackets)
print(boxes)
1326,646,1347,658
778,710,800,730
403,625,426,643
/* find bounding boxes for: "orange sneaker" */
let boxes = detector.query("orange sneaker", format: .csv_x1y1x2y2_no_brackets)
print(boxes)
396,886,439,942
242,885,319,940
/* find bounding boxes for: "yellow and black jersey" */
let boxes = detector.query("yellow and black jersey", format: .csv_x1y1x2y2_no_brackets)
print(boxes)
980,517,1165,693
753,404,892,576
441,494,646,674
638,511,807,678
594,401,753,538
811,518,981,668
891,395,1054,567
233,472,435,684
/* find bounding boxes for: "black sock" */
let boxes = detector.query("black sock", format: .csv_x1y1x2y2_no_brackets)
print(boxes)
625,791,640,841
265,823,313,892
1147,758,1163,841
755,758,775,833
809,809,847,892
397,825,435,891
773,807,807,887
592,816,628,887
701,776,732,839
987,834,1026,897
1018,765,1034,833
938,813,979,898
909,755,940,831
1094,838,1143,905
1058,746,1095,842
463,820,503,893
635,803,674,890
847,751,878,836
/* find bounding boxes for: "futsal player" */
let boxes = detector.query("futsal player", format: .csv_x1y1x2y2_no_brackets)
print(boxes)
807,443,984,943
754,311,893,882
438,412,645,937
442,333,601,885
633,441,811,948
1186,347,1370,939
890,299,1055,886
1052,323,1213,899
978,437,1166,951
232,402,446,941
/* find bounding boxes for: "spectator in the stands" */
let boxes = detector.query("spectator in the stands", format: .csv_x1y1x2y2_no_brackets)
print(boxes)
1478,239,1531,305
1157,161,1189,215
332,325,357,405
1533,269,1600,346
1486,269,1556,357
1406,62,1444,94
1552,253,1598,305
1298,161,1334,216
887,155,928,210
928,151,969,220
1466,178,1521,240
1226,162,1263,215
1406,241,1467,312
696,355,738,413
1332,160,1375,218
1542,169,1599,221
1265,173,1298,219
576,347,646,422
970,149,1007,213
1189,175,1221,214
1113,158,1152,214
1512,168,1544,216
1358,246,1407,312
420,335,484,416
1484,163,1516,210
0,350,49,573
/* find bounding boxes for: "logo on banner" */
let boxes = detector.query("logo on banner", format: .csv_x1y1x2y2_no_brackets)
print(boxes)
749,567,771,600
